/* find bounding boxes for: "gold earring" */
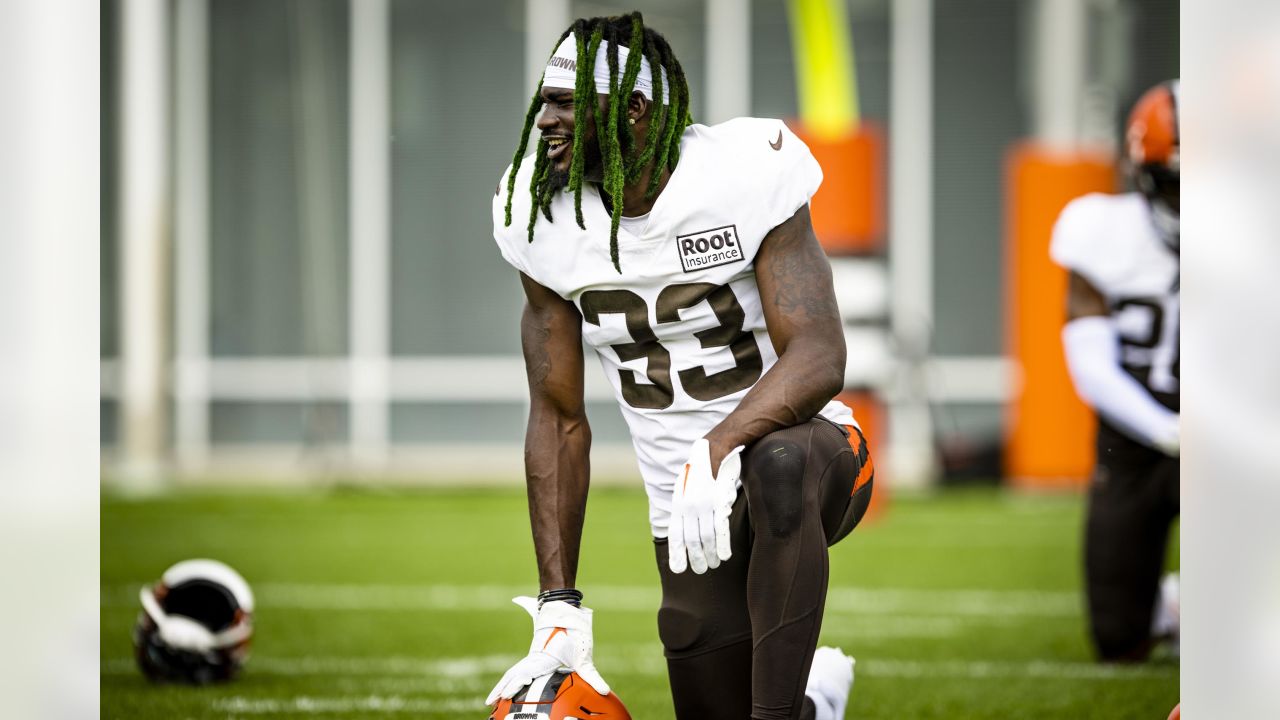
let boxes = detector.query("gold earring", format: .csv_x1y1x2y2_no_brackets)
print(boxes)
629,117,636,125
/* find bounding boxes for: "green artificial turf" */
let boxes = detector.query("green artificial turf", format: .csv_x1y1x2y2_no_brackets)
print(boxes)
101,485,1178,719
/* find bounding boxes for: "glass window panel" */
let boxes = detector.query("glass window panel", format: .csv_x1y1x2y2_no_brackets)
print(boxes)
1130,0,1179,91
388,0,527,356
390,402,525,444
848,1,891,124
583,398,632,444
102,0,120,359
389,398,630,445
101,400,118,447
210,401,348,445
751,0,796,121
931,0,1026,356
209,0,350,356
564,2,706,119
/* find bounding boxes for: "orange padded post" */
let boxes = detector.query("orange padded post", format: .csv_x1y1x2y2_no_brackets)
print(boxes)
1004,143,1115,487
791,122,885,255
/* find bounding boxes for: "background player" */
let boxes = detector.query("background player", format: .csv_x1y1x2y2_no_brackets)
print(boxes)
1051,80,1181,662
487,12,873,720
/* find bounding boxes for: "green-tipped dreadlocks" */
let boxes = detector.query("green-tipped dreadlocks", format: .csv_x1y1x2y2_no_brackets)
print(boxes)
569,24,604,229
501,12,693,273
503,23,573,230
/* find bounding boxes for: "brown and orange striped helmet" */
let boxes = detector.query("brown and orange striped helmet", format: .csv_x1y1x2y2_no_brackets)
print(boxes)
489,671,631,720
1127,80,1180,170
1126,80,1180,210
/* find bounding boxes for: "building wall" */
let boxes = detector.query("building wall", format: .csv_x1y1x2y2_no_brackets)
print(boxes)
99,0,1179,473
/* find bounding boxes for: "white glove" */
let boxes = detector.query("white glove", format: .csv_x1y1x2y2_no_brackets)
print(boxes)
1154,416,1180,457
668,439,744,575
485,597,609,706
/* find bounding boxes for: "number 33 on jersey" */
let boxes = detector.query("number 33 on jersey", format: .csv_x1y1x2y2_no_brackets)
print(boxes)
493,118,856,536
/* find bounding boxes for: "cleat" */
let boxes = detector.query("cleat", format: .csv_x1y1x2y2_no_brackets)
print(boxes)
1153,573,1180,657
805,646,855,720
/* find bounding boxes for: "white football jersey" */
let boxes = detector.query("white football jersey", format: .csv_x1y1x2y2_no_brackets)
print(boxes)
1051,192,1180,403
494,118,857,536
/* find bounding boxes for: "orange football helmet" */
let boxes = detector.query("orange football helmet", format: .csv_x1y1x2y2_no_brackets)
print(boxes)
1126,80,1180,210
1127,80,1180,170
489,671,631,720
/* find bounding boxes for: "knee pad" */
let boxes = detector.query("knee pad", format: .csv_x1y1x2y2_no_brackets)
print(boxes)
656,588,752,657
657,605,706,654
744,437,808,539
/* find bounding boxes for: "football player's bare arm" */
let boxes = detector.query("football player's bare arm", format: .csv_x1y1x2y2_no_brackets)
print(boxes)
519,272,592,591
704,204,846,469
1066,271,1108,320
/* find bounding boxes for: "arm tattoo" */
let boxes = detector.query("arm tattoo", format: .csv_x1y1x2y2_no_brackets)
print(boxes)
768,225,839,320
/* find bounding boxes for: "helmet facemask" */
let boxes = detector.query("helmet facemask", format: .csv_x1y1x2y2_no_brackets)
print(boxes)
1138,164,1179,250
1127,80,1181,252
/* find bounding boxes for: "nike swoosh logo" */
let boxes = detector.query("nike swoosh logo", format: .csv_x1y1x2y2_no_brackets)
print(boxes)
541,626,566,650
769,129,783,151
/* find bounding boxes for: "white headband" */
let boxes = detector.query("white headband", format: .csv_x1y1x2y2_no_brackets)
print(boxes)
541,33,670,105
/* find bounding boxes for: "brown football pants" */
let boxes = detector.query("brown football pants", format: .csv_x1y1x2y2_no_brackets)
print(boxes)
654,418,874,720
1085,423,1180,661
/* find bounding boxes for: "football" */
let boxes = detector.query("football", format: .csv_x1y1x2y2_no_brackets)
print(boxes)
490,671,631,720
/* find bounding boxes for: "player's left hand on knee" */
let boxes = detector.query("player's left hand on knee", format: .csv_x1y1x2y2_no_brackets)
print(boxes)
485,596,610,706
668,438,744,574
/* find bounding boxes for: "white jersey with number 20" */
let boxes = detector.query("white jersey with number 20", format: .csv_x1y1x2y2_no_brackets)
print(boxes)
1051,192,1180,400
493,118,857,536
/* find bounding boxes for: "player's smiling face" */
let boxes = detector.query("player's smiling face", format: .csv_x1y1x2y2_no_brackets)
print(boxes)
536,87,607,189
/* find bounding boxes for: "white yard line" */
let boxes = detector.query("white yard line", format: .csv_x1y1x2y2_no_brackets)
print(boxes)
101,583,1079,617
861,659,1174,680
104,654,1173,685
101,649,667,679
102,654,525,678
316,675,489,694
820,615,967,639
825,587,1079,617
213,695,479,714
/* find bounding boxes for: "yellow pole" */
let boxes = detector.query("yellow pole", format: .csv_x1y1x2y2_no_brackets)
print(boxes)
787,0,860,139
